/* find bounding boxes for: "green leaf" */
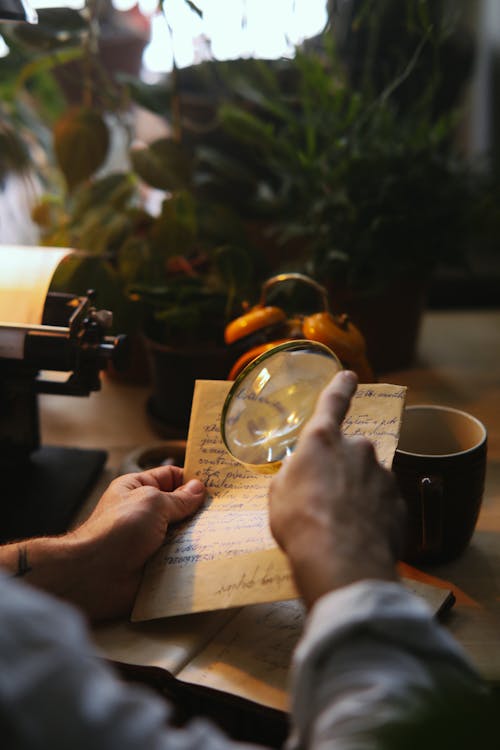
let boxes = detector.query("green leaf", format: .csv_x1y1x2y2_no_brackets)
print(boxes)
121,76,172,118
72,173,137,220
214,244,253,318
67,204,124,255
218,104,277,152
53,107,110,190
14,46,83,89
35,6,88,30
196,145,261,185
130,138,192,192
118,236,149,285
148,191,198,260
0,126,30,175
6,8,87,52
416,0,431,33
226,76,289,121
214,245,252,289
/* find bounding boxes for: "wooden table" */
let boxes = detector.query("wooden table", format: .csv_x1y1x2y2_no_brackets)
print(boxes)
40,309,500,682
388,310,500,682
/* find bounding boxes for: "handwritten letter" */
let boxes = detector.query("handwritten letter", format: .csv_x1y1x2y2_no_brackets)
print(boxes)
346,385,407,467
178,599,305,711
132,379,406,622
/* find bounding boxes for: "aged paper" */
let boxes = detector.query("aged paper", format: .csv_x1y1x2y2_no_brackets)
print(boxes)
132,379,406,621
0,246,72,325
97,577,451,712
93,608,237,675
177,599,305,712
175,579,452,711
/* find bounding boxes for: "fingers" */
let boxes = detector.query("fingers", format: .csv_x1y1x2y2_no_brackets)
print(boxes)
119,463,205,491
138,467,207,521
344,435,378,481
141,466,206,523
161,479,206,523
320,369,358,426
136,464,185,491
300,370,358,444
108,466,206,523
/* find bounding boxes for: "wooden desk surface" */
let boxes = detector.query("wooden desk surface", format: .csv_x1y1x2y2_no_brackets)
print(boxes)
386,311,500,680
40,309,500,681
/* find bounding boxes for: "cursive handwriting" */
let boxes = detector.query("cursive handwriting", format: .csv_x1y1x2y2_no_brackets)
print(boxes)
213,563,293,597
134,380,406,621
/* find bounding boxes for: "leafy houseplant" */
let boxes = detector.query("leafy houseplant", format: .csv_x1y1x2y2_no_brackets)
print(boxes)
124,0,490,371
0,2,257,432
35,122,254,431
2,0,497,385
202,46,483,371
44,169,255,430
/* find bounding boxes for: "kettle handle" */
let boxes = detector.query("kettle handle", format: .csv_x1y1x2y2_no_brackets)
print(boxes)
259,273,330,312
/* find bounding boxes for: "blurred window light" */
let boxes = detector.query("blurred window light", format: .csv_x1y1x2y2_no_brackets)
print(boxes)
21,1,327,74
32,0,84,8
140,0,328,75
138,0,158,17
142,10,174,74
112,0,137,12
0,34,9,57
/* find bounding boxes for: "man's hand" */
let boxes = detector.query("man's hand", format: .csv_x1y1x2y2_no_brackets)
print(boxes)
269,370,404,609
0,467,205,622
68,466,205,620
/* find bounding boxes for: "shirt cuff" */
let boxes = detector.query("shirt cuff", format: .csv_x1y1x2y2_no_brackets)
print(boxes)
296,579,474,670
286,581,485,749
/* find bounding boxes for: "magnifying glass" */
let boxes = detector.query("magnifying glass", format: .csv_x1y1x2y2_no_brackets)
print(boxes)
221,339,342,473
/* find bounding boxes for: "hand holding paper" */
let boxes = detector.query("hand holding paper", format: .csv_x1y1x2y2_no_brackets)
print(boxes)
96,373,456,714
132,375,407,621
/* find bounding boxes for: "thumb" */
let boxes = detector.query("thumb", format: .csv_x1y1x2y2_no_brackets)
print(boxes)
163,478,206,523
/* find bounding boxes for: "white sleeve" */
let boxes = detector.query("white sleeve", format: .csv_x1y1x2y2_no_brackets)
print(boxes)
286,580,487,750
0,573,262,750
0,574,489,750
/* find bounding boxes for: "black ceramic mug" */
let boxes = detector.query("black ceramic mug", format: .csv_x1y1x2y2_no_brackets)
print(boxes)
392,405,487,565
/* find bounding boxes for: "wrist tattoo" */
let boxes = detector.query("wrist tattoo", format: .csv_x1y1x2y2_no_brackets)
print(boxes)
13,546,32,577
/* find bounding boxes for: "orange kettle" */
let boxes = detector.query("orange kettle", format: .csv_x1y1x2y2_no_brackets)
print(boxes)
225,273,374,382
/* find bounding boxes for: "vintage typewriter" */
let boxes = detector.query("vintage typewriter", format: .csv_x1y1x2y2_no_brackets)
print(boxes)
0,247,127,542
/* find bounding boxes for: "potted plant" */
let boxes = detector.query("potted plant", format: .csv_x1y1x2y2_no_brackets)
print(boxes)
125,0,489,372
0,3,258,434
3,0,497,389
33,148,255,433
110,189,254,434
202,46,481,371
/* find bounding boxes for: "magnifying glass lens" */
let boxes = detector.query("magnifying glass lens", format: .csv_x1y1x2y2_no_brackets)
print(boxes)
221,340,342,473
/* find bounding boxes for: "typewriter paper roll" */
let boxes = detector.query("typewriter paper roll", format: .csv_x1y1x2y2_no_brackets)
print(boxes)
0,245,72,325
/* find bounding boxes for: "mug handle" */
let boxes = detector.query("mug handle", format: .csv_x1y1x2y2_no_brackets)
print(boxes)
420,476,444,554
